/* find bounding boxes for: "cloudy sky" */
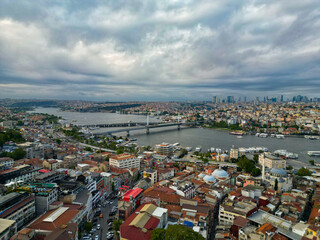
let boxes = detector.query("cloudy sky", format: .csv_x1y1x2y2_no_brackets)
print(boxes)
0,0,319,101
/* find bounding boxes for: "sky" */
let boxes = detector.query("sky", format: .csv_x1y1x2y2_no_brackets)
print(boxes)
0,0,319,101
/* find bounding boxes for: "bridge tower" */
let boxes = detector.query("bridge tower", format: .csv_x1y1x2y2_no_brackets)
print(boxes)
146,114,150,134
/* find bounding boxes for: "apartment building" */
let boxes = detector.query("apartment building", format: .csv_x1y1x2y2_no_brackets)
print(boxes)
154,143,174,156
110,154,140,170
259,153,286,169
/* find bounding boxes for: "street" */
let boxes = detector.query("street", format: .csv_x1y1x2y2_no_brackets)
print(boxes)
84,195,118,240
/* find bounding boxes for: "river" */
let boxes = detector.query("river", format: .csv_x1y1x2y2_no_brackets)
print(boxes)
29,108,320,164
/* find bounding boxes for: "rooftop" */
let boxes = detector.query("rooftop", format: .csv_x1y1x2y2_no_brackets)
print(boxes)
111,154,136,161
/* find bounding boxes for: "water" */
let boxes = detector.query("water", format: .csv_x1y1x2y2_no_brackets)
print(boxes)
29,108,320,164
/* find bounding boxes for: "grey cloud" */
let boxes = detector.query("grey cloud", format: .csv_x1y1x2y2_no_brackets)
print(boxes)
0,0,319,101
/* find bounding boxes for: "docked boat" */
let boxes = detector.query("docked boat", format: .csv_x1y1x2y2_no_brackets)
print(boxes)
230,131,244,136
237,136,243,139
255,133,260,137
308,151,320,156
305,135,320,140
259,133,268,138
186,147,192,152
274,149,298,159
276,134,285,139
195,146,202,152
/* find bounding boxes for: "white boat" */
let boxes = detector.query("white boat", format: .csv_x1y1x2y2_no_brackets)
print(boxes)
195,146,202,152
308,151,320,156
186,147,192,152
270,134,276,138
260,133,268,138
210,147,215,152
237,136,243,139
274,149,298,159
255,133,260,137
276,134,285,139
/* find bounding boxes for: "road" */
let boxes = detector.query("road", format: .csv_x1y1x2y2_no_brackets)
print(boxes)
87,195,118,240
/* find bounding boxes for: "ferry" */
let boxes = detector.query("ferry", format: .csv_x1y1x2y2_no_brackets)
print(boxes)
230,131,244,136
259,133,268,138
276,134,285,139
305,135,320,140
195,146,202,152
274,149,298,159
308,151,320,156
186,147,192,152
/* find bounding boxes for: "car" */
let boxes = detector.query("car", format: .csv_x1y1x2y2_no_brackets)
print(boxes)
89,228,95,234
108,226,113,231
97,224,100,230
110,201,113,204
95,235,99,240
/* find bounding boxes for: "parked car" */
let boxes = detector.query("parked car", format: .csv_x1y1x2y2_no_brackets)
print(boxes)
97,224,101,230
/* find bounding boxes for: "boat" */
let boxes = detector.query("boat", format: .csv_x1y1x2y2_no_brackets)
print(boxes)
195,146,202,152
276,134,285,139
270,134,276,138
210,147,215,152
305,135,320,140
274,149,298,159
237,136,243,139
230,131,244,136
255,133,260,137
186,147,192,152
89,126,100,130
259,133,268,138
308,151,320,156
129,138,137,141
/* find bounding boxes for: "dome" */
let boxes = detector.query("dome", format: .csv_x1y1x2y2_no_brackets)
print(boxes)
270,168,287,177
198,173,205,179
212,169,229,178
203,175,216,182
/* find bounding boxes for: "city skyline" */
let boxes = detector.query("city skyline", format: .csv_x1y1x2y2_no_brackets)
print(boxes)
0,1,319,101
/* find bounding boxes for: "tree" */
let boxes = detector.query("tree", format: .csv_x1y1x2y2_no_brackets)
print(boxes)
251,168,261,177
253,154,259,163
116,147,124,154
296,167,312,177
286,165,293,171
274,178,278,191
105,156,110,162
84,147,93,152
113,219,123,237
55,138,61,145
309,160,315,166
151,229,166,240
84,222,93,232
151,225,205,240
112,182,115,192
10,148,26,160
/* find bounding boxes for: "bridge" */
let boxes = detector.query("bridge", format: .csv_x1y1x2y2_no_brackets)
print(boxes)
76,114,202,136
75,122,159,128
94,122,200,136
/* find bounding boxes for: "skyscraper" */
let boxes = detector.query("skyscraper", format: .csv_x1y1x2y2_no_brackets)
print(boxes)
212,96,217,104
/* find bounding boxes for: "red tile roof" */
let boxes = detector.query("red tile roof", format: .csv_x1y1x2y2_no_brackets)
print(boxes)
0,195,34,218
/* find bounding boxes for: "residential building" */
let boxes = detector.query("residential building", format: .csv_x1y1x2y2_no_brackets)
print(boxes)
0,219,16,240
143,169,157,185
154,143,174,156
109,154,140,170
259,153,286,169
0,192,36,230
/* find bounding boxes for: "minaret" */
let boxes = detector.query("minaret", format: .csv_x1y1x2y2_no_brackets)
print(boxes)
262,153,265,180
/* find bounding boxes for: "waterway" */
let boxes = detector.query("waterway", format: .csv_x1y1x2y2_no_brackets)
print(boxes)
29,108,320,164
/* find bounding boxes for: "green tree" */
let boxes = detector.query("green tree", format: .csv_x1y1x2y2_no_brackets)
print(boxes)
84,222,93,232
173,163,179,168
84,147,93,152
296,167,312,177
251,168,261,177
105,156,110,162
253,154,259,163
116,147,124,154
165,225,205,240
286,165,293,171
55,138,61,145
274,178,278,191
309,160,315,166
113,219,123,237
112,182,115,192
151,229,166,240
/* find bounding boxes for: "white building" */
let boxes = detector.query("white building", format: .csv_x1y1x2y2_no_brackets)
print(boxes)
110,154,140,170
259,153,286,169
